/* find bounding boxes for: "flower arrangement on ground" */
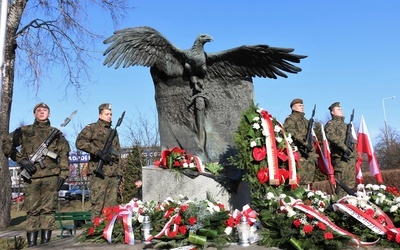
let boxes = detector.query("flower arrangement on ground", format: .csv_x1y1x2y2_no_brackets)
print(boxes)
153,147,225,175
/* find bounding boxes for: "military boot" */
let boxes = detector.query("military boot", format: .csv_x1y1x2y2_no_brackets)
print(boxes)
27,231,38,247
40,229,52,244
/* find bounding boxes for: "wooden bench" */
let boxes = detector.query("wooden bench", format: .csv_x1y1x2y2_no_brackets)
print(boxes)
55,211,91,238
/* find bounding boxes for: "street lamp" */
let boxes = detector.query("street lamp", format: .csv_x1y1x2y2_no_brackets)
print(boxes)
382,96,396,145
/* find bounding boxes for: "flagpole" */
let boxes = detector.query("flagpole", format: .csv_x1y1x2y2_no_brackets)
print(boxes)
0,0,9,106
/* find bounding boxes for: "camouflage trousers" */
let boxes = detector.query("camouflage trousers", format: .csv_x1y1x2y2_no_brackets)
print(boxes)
332,157,356,198
298,155,317,186
89,175,119,221
24,176,58,232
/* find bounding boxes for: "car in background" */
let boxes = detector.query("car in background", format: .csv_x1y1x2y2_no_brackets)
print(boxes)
58,184,73,200
65,185,89,201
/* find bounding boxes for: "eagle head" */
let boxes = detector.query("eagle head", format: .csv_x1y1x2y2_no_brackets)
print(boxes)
197,34,213,45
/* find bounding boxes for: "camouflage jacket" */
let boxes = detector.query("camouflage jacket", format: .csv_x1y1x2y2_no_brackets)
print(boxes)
325,116,355,158
75,118,122,177
2,119,70,179
284,111,314,154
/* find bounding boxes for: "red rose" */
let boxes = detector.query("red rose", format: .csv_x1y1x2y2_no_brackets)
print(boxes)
187,217,197,225
292,219,301,228
324,232,334,240
88,227,95,235
173,160,181,167
257,168,269,184
303,224,313,234
217,202,225,210
178,225,187,235
252,146,266,161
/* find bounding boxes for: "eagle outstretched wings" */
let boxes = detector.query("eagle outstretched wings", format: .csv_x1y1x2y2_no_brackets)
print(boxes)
103,26,307,163
103,26,307,80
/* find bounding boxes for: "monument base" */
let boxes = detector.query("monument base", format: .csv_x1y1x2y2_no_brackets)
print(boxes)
142,166,251,210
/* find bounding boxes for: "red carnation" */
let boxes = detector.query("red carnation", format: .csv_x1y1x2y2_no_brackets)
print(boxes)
175,215,182,225
180,204,189,212
292,219,301,228
168,230,177,237
178,225,187,235
93,217,101,227
303,224,313,234
317,221,326,230
188,217,197,225
324,232,334,240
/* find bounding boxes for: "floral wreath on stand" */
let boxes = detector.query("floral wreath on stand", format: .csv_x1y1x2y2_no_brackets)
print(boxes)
230,103,400,249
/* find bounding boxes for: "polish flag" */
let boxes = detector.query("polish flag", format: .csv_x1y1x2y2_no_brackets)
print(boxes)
313,126,336,185
356,116,383,183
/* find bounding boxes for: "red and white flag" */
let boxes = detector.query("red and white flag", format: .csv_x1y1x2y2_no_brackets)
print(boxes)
313,126,336,185
356,116,383,183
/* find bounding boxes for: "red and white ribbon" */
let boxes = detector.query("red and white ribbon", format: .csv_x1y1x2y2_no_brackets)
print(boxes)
334,196,400,236
192,155,205,173
280,197,380,247
146,214,179,242
276,121,297,185
259,110,279,185
102,206,135,245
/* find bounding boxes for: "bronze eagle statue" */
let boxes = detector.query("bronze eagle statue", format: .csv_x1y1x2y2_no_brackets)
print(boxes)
103,26,306,80
103,26,307,163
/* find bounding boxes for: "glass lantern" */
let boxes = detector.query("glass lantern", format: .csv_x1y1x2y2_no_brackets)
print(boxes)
141,215,153,244
238,216,250,246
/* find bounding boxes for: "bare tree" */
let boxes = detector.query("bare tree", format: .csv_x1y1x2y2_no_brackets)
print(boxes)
375,126,400,170
0,0,130,229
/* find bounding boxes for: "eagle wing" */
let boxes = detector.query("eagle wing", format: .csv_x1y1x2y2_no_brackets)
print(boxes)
103,26,186,77
206,45,307,79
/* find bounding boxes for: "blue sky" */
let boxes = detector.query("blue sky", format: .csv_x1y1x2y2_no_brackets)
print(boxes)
9,1,400,148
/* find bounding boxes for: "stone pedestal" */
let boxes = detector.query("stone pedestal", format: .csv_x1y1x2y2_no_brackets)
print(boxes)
142,166,251,210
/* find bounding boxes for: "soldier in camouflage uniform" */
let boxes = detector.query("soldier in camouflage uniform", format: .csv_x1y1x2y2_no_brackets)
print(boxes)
2,103,70,247
325,102,356,197
284,98,317,189
75,103,123,221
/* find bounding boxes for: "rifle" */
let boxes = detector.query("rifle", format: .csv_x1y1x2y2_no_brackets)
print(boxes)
335,178,356,196
20,110,77,179
344,109,357,160
305,104,316,152
94,111,125,178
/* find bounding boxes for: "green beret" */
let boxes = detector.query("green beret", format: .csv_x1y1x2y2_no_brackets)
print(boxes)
99,103,112,112
328,102,340,111
33,102,50,113
290,98,303,108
